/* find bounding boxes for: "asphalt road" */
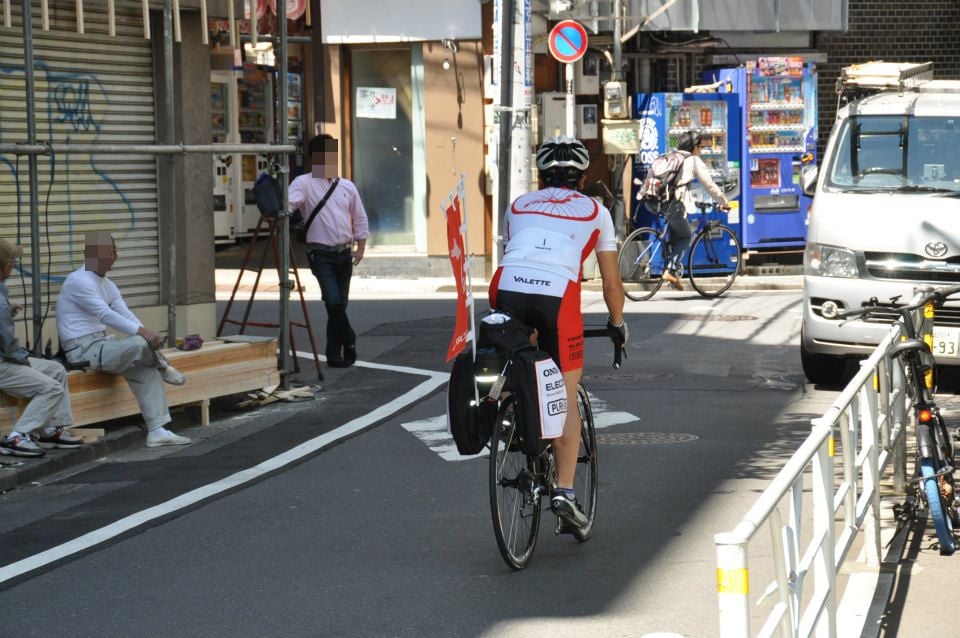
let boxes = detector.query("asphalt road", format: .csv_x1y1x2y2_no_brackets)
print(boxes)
0,288,871,637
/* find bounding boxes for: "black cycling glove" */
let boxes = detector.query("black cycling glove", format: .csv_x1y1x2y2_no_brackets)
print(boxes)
607,319,629,346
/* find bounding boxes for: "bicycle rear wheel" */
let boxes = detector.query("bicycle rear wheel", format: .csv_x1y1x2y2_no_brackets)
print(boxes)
920,457,956,555
489,396,542,570
687,223,741,298
571,384,599,542
618,227,667,301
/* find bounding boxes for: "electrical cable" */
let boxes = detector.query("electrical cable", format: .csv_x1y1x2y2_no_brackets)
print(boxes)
39,142,56,338
14,153,29,347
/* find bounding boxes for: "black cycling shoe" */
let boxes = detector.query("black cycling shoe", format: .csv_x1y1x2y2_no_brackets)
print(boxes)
551,493,588,530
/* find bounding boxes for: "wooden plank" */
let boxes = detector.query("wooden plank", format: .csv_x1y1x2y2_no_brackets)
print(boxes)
0,340,279,434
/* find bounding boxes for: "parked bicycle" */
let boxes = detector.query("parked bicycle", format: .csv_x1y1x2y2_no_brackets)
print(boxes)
618,201,741,300
480,328,623,570
838,284,960,555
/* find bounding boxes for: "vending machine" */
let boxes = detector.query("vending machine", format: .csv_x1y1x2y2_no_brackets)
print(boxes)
236,65,274,238
708,58,818,250
286,71,306,179
632,91,742,242
211,74,239,245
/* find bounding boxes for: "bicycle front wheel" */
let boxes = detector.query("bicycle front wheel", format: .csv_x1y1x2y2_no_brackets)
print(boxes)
920,457,956,555
489,396,542,570
687,223,741,298
571,385,599,542
618,227,667,301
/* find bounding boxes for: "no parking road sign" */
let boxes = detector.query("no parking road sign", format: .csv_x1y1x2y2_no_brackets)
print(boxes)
548,20,589,64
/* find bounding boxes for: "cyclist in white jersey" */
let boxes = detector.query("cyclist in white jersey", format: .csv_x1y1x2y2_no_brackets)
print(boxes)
489,136,628,530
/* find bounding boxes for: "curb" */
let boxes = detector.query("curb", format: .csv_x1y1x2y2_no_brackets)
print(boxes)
0,408,200,493
0,425,143,493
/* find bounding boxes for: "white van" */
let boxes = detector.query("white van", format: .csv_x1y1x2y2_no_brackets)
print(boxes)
800,62,960,385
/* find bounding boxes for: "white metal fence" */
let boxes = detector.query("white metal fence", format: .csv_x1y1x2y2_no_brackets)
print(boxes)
714,299,923,637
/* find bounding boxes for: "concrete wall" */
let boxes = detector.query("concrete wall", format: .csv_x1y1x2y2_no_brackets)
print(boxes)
152,10,216,339
423,41,487,257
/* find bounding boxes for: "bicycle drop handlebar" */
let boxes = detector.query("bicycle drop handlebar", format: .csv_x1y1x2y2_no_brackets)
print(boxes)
835,284,960,321
583,328,625,369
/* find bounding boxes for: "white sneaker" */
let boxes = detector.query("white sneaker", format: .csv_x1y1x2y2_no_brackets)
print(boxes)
146,428,192,447
161,365,186,386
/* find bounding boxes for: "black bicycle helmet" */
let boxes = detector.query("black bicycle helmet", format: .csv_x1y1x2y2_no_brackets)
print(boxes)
676,130,702,152
536,135,589,188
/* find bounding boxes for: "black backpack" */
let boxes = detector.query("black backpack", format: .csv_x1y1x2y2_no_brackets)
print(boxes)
637,150,689,212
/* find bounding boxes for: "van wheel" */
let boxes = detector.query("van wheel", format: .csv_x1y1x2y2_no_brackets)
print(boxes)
801,338,846,386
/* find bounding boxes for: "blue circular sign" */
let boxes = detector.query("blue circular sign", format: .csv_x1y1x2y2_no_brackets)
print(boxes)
548,20,589,64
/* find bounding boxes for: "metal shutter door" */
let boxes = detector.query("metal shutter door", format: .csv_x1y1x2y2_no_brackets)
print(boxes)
0,2,159,324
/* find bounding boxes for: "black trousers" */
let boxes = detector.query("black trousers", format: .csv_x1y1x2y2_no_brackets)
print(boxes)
307,248,356,358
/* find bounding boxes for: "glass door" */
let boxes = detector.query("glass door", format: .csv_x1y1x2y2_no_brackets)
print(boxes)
350,48,415,247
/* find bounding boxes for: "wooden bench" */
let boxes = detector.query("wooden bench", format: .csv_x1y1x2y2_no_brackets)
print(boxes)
0,337,279,439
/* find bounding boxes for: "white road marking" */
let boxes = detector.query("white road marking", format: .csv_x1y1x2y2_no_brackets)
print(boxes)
0,354,446,584
402,392,639,461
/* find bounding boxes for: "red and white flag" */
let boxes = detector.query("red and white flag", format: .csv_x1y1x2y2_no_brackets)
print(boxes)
443,176,473,361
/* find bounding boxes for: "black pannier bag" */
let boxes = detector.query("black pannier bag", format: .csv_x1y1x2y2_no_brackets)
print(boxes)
447,350,497,455
505,346,566,456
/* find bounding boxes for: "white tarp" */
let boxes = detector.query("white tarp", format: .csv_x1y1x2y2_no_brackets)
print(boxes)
629,0,846,32
321,0,482,43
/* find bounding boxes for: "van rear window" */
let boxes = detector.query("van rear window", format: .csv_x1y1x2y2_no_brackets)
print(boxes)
826,116,960,193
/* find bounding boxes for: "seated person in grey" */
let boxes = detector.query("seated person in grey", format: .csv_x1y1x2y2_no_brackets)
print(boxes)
0,239,83,457
56,232,191,448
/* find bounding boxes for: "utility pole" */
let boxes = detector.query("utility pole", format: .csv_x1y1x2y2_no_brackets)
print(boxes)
610,0,627,238
493,0,531,270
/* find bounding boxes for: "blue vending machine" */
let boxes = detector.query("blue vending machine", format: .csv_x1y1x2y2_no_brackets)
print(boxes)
708,57,818,250
633,91,742,268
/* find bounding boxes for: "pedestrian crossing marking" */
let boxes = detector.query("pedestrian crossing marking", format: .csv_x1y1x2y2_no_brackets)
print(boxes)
401,393,639,462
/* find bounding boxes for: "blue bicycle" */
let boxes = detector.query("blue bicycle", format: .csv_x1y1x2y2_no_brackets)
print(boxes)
618,201,742,300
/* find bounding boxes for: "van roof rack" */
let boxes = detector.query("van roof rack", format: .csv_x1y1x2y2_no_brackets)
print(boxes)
836,61,934,95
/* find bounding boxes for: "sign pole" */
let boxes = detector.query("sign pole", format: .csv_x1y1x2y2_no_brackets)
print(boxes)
547,20,588,138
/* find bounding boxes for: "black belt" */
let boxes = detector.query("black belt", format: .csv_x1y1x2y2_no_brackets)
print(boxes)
307,242,352,253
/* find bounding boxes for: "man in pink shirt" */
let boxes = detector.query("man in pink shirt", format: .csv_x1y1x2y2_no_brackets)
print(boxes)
288,134,370,368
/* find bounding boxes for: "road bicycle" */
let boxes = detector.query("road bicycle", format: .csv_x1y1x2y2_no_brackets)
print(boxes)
838,284,960,554
481,329,623,570
618,201,741,300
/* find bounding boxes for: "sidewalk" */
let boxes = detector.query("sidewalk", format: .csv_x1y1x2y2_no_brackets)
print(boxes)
865,390,960,637
215,267,804,299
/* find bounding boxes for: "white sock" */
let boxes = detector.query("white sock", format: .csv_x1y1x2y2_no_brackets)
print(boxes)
149,427,172,438
7,431,27,441
43,426,58,436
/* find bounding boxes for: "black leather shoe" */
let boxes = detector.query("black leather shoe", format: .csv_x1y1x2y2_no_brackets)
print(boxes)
326,355,350,368
343,344,357,365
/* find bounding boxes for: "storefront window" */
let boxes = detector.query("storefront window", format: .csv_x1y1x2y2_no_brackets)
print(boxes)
350,48,416,246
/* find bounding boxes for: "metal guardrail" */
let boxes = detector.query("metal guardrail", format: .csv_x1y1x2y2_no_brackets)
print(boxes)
714,295,924,637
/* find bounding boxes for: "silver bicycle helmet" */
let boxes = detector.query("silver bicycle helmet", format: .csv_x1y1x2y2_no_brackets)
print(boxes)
535,135,590,172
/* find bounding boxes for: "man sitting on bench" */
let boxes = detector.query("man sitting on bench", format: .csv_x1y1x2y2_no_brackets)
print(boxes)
0,239,83,457
56,232,191,448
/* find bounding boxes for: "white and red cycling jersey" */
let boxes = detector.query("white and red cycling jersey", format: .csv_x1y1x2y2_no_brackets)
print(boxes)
489,187,617,372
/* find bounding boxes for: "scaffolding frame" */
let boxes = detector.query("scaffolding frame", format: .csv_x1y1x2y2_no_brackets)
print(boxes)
1,0,299,388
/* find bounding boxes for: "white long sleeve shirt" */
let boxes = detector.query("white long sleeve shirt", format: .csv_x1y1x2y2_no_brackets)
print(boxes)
677,154,728,215
56,268,142,340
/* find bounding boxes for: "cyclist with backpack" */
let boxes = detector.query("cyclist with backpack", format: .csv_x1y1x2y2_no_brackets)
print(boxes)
488,135,627,531
639,130,730,290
